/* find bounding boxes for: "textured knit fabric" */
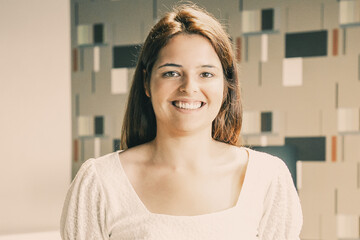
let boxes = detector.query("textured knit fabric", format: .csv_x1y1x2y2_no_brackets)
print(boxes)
60,148,303,240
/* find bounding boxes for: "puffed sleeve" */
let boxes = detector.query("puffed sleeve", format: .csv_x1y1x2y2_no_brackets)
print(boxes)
258,161,303,240
60,159,109,240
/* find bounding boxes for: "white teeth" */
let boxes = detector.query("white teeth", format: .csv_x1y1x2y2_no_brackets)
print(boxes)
174,101,202,110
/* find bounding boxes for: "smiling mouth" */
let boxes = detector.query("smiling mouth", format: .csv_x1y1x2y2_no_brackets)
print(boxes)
172,101,205,110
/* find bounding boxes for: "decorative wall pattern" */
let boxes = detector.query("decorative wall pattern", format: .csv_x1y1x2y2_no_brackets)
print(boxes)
71,0,360,239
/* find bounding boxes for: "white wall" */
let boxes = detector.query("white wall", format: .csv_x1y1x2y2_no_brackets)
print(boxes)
0,0,71,235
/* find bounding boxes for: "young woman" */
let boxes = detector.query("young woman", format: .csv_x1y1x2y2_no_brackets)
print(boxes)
61,4,303,240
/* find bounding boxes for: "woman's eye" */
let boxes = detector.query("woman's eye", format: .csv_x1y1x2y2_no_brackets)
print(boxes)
162,71,180,78
200,72,214,78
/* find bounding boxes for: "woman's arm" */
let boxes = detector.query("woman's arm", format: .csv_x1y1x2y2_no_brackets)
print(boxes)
60,159,109,240
258,160,303,239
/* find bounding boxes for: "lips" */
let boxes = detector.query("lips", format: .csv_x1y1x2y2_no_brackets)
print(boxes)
172,100,205,110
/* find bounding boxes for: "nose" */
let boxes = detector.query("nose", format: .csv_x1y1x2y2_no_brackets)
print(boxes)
179,73,199,93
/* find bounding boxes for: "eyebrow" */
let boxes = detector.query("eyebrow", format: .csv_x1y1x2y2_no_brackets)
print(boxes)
200,65,217,68
157,63,182,69
157,63,218,69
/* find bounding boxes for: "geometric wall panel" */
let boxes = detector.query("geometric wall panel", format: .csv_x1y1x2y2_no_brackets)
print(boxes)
338,187,360,214
242,8,278,34
261,111,272,132
111,68,128,94
83,138,95,162
113,138,121,152
332,135,337,162
282,57,303,86
285,136,326,161
336,214,359,238
337,108,360,132
332,28,339,56
93,46,100,72
301,162,357,190
242,10,261,33
242,111,281,135
285,30,328,58
73,139,79,162
70,3,360,240
77,23,106,46
261,34,268,62
94,137,101,158
299,187,336,238
261,9,274,31
242,111,260,134
73,48,78,72
94,116,104,135
241,8,280,34
344,135,360,163
93,23,104,44
113,44,142,68
77,116,94,136
339,0,360,25
77,24,92,45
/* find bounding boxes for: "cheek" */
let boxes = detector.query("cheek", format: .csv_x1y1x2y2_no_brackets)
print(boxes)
149,80,176,114
150,80,168,101
209,79,225,104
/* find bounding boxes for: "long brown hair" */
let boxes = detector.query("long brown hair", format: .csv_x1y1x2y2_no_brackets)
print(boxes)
120,4,242,149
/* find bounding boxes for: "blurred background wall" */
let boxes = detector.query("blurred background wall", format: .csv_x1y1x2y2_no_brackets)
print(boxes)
0,0,71,238
1,0,360,239
70,0,360,239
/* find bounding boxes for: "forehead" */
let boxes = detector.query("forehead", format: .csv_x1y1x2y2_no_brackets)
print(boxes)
154,34,222,67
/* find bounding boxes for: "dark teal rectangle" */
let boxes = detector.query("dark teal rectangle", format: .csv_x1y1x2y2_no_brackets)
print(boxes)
285,30,327,58
113,44,142,68
261,9,274,31
94,116,104,135
113,139,121,151
261,112,272,132
285,136,326,161
93,23,104,44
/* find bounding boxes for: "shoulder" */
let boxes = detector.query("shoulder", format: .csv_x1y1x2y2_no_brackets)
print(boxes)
245,147,289,178
118,142,153,168
90,151,122,173
242,147,295,196
72,151,122,187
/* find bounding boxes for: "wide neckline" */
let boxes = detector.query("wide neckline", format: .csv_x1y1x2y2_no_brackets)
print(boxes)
114,147,253,219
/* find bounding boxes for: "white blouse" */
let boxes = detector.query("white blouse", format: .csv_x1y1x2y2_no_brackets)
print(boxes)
60,148,303,240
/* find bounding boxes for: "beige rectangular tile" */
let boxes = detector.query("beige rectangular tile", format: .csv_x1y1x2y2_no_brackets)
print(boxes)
301,162,357,190
77,116,94,136
77,24,92,45
338,188,360,214
241,10,261,33
344,134,360,163
111,68,128,94
242,111,261,135
337,108,360,132
337,214,359,238
282,58,303,87
320,212,337,240
339,0,359,24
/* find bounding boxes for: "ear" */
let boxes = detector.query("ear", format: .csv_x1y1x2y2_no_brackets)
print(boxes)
143,69,150,97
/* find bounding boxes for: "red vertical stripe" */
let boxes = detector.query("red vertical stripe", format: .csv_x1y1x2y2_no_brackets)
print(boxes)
236,37,242,63
333,29,339,56
331,136,337,162
73,48,78,72
74,139,78,162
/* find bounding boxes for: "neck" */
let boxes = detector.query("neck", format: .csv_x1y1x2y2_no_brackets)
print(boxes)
149,127,225,171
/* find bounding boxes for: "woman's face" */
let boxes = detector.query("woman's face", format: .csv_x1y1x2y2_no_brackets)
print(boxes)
148,34,225,136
